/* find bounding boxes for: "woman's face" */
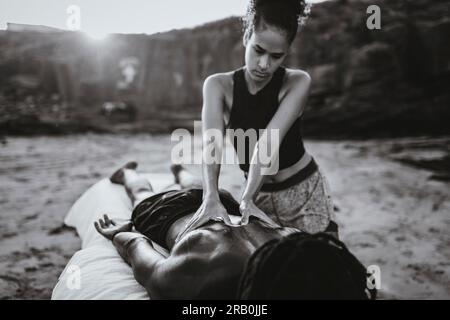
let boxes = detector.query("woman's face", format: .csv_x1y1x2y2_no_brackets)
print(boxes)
244,24,291,82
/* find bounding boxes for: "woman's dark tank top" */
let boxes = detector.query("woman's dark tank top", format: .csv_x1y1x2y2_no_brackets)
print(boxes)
227,66,306,172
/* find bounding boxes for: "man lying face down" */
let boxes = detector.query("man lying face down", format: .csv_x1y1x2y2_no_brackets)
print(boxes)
94,162,375,300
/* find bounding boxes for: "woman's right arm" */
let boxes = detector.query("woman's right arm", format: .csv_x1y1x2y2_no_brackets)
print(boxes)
201,74,225,201
176,75,231,241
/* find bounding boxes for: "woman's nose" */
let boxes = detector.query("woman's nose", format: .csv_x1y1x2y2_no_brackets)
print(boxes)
258,55,270,70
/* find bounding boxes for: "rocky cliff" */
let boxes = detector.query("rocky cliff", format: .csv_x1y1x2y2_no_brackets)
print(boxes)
0,0,449,137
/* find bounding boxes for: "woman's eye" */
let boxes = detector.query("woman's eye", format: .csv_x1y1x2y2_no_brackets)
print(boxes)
254,48,264,54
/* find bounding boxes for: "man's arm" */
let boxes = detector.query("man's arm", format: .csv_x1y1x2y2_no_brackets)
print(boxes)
111,232,168,298
113,232,208,299
94,215,169,298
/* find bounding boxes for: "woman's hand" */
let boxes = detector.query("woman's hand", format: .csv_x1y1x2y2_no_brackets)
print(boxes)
239,199,281,229
175,197,232,243
94,214,133,241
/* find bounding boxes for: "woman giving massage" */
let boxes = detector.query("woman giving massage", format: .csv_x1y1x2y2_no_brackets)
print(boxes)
178,0,336,241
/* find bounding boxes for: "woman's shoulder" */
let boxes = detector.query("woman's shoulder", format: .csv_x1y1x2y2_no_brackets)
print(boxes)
277,68,311,102
283,68,311,85
204,71,235,92
280,68,312,95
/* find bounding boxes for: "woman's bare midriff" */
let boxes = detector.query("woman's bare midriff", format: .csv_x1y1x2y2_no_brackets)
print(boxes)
263,151,312,183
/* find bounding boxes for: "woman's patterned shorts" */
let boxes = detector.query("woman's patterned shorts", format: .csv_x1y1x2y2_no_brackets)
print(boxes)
255,170,335,234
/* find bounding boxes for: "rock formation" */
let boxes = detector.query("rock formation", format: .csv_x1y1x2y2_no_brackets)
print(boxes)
0,0,449,137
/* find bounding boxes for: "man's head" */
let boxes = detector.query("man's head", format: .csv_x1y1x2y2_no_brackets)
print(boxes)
237,232,377,299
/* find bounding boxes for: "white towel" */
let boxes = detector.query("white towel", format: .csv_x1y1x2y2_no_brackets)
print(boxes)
52,174,173,300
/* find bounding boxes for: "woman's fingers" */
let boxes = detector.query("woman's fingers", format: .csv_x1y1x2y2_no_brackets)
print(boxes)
177,224,192,242
104,214,111,226
261,216,275,227
258,213,280,229
222,213,232,225
99,218,106,228
182,218,201,236
181,217,199,236
240,214,250,225
177,215,205,242
239,202,252,225
259,210,278,225
239,206,251,225
183,206,205,231
176,201,233,242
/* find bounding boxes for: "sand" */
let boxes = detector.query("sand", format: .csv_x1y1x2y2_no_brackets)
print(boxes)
0,134,449,299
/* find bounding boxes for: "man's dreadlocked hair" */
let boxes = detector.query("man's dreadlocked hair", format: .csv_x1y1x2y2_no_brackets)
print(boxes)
237,232,377,300
243,0,311,44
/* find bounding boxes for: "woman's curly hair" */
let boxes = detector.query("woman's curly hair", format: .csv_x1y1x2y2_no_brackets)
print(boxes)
243,0,312,43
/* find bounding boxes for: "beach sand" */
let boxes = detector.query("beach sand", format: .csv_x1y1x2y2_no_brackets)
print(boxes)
0,134,449,299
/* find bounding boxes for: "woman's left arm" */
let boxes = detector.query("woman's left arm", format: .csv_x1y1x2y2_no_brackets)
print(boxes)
240,71,311,224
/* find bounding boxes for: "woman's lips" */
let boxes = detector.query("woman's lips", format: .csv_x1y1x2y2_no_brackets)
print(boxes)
253,71,269,78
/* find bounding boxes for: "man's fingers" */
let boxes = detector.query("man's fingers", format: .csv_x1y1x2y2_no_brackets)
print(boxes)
94,221,102,234
104,214,111,226
99,218,106,228
110,220,117,226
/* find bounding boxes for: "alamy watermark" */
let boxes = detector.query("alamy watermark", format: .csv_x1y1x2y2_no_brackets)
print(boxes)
66,264,81,290
367,264,381,290
171,121,280,175
66,5,81,31
366,5,381,30
65,4,380,33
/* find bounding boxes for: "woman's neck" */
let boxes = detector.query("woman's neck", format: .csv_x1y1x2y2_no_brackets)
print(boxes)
243,67,273,95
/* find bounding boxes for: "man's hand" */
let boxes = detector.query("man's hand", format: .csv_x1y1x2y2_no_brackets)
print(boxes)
239,199,281,229
94,214,133,241
175,197,232,243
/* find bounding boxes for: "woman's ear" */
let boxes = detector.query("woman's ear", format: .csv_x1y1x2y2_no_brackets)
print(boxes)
243,29,250,47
